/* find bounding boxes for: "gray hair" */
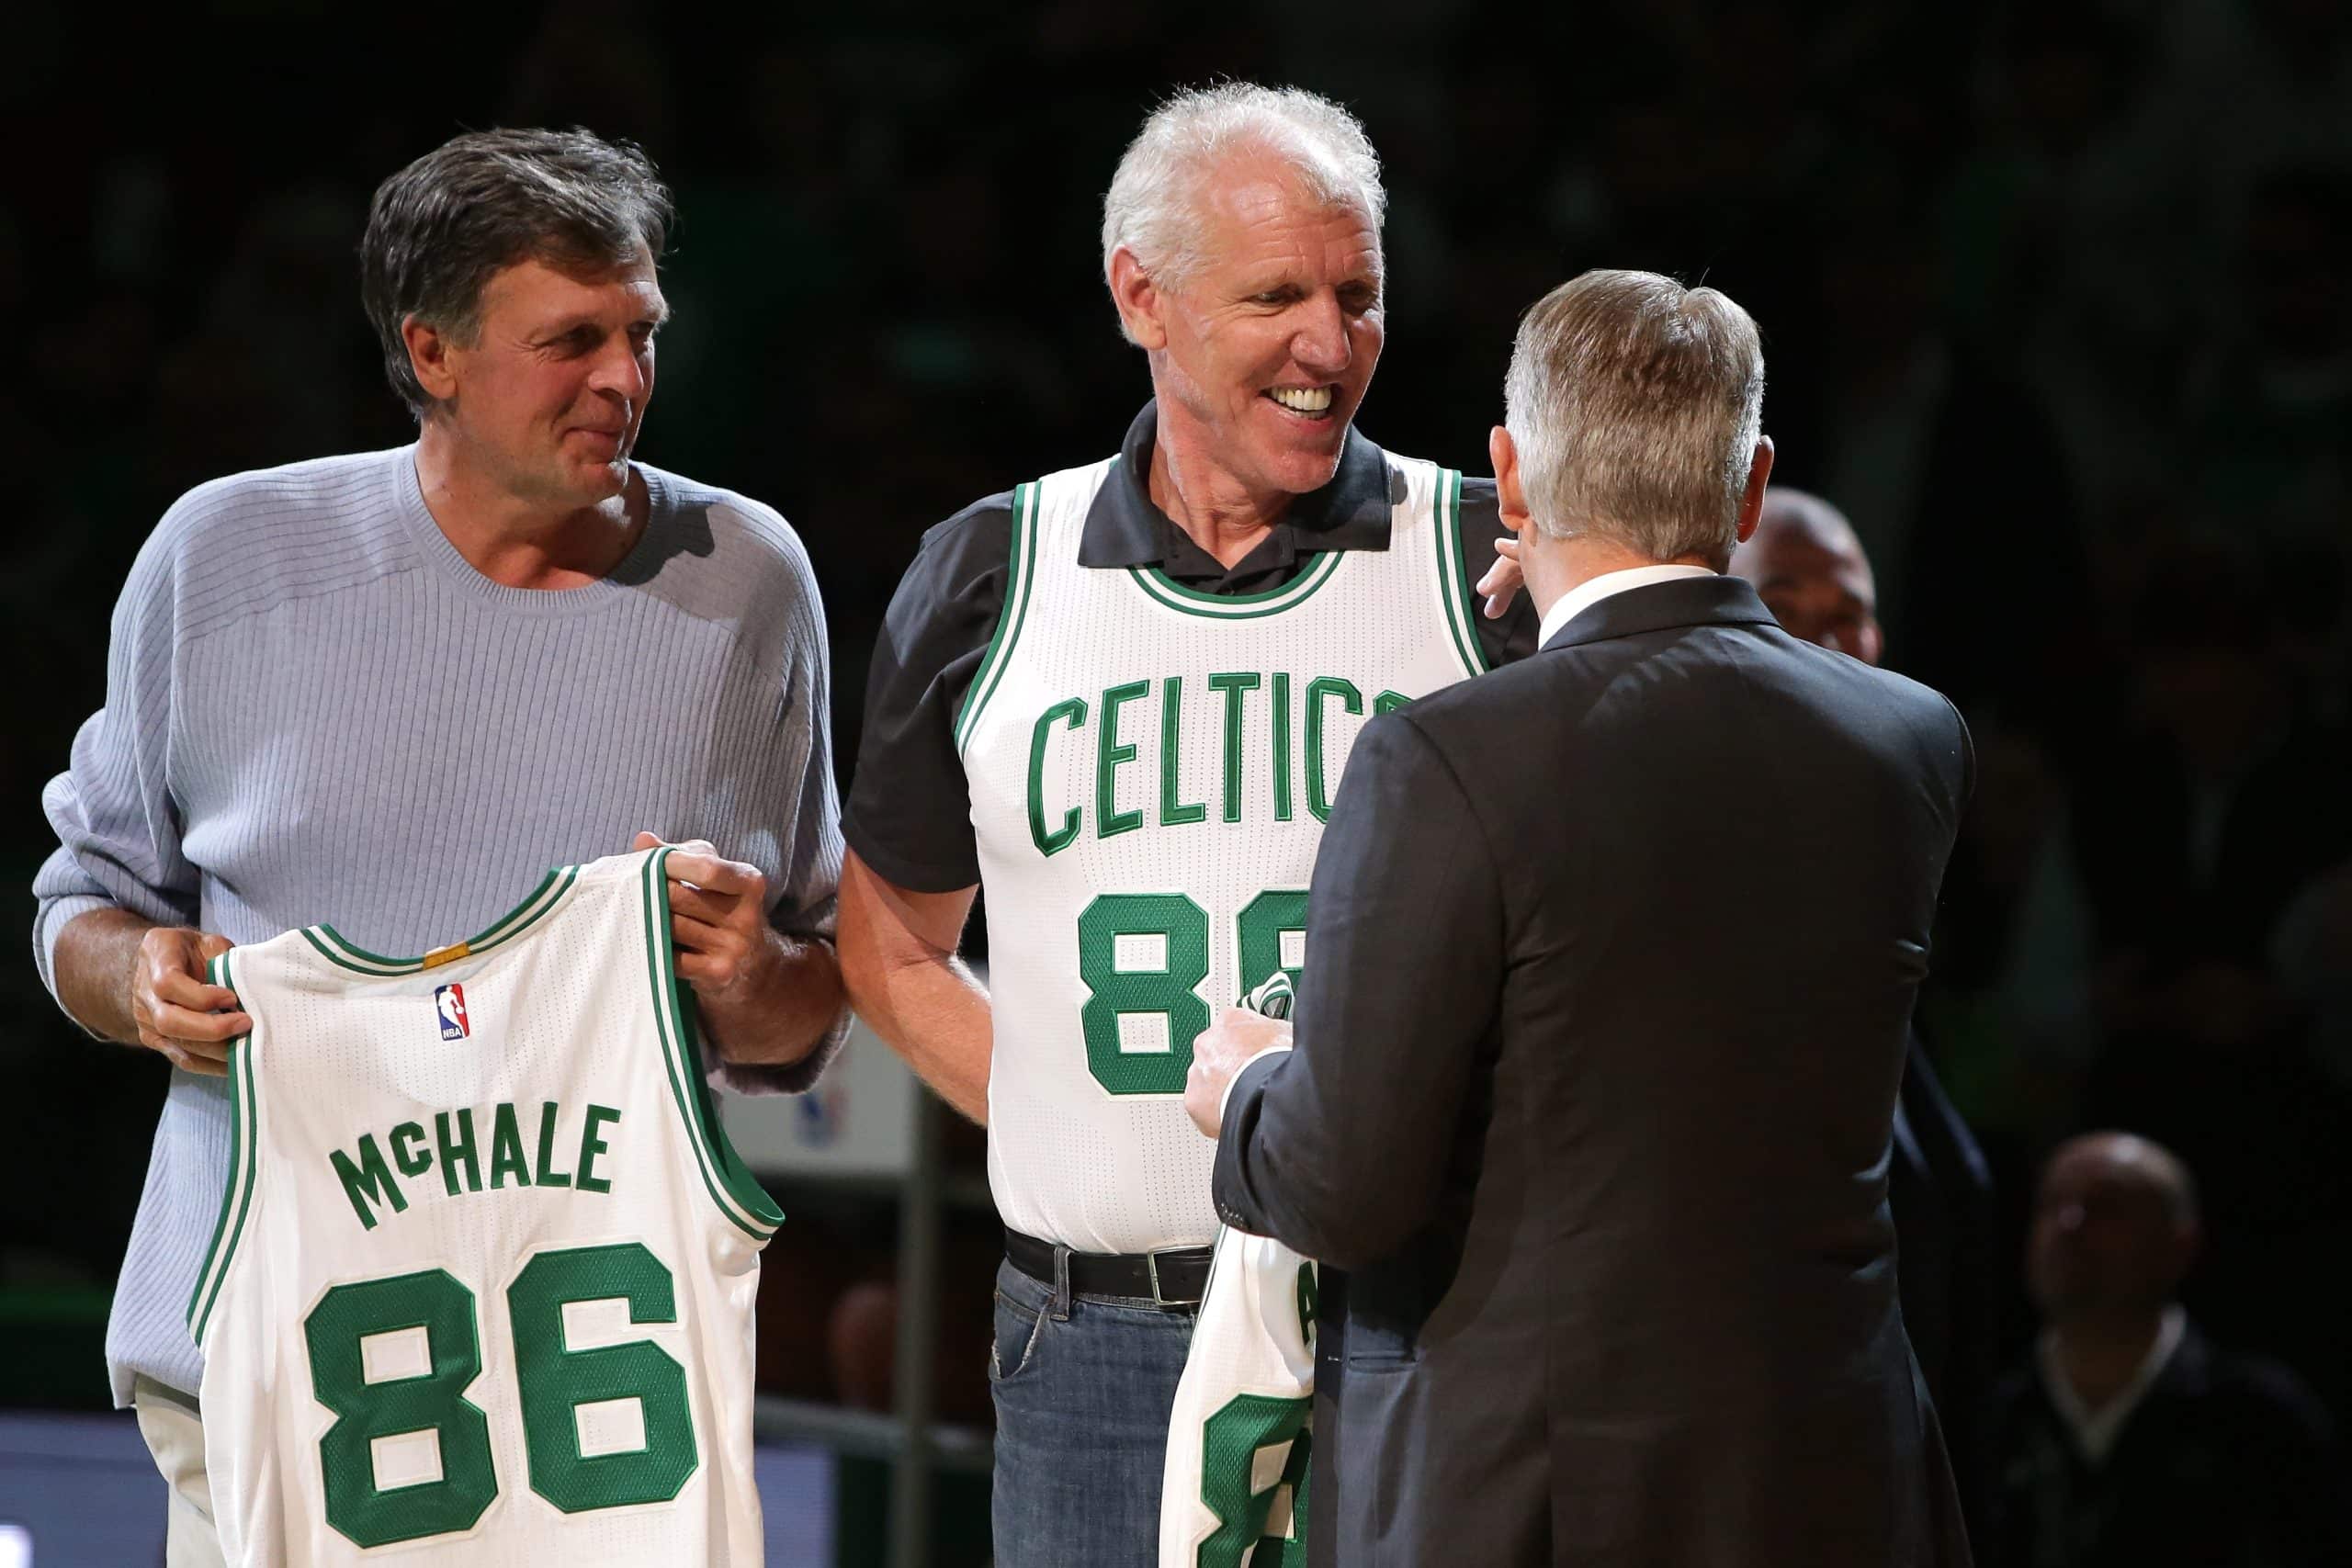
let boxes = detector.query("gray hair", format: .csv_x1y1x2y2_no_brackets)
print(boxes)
1503,270,1766,564
360,127,673,421
1101,83,1385,340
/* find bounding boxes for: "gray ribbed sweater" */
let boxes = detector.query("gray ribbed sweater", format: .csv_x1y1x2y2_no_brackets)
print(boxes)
33,446,844,1404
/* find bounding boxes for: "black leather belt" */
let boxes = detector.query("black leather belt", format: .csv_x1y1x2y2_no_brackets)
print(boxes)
1004,1226,1211,1307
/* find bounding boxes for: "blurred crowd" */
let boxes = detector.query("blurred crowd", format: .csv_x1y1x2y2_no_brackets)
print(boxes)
3,0,2346,1559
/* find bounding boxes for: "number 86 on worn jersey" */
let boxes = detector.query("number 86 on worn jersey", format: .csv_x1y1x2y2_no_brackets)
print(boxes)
187,848,780,1566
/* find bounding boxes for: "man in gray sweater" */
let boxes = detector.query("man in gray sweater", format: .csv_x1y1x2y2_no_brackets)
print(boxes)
32,128,848,1563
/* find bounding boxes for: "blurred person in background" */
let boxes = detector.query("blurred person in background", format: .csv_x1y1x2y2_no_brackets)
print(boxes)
1729,485,1883,661
2068,531,2352,1420
1987,1132,2348,1566
29,128,848,1563
1733,488,1999,1534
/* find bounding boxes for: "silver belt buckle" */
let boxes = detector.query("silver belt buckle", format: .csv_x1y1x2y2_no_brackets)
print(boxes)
1146,1247,1193,1307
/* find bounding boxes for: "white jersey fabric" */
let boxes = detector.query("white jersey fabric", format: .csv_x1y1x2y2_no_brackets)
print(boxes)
1159,1227,1317,1567
960,452,1487,1253
188,848,778,1566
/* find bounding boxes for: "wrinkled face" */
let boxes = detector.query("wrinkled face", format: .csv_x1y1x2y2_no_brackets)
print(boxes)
2027,1142,2185,1321
1736,524,1883,663
438,252,665,508
1150,155,1384,497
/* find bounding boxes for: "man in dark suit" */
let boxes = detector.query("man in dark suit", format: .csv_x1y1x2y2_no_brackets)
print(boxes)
1185,270,1976,1566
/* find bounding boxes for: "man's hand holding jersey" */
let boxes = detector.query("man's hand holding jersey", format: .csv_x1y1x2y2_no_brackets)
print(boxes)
633,832,847,1069
1186,998,1295,1139
48,906,247,1077
133,925,245,1077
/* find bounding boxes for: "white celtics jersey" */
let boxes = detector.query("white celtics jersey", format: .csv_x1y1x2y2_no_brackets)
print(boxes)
960,451,1487,1252
187,848,779,1567
1160,1228,1317,1567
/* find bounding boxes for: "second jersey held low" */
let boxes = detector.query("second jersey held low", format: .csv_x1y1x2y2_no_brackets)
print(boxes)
188,846,781,1567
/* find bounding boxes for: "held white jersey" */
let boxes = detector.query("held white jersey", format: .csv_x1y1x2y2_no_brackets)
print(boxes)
1159,1227,1317,1567
960,452,1488,1252
188,848,779,1567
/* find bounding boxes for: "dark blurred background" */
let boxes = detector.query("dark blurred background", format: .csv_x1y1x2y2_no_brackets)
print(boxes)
2,0,2346,1553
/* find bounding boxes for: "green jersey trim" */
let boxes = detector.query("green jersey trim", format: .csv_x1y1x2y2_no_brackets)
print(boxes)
187,951,258,1345
1127,547,1344,619
1432,468,1488,676
955,479,1040,754
639,849,784,1241
305,866,580,976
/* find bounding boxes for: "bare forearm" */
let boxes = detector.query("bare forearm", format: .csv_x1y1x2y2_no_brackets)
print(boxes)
695,929,848,1068
852,950,992,1122
836,853,989,1121
52,906,153,1043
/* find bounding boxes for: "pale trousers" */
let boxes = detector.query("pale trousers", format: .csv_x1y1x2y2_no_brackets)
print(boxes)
131,1377,225,1568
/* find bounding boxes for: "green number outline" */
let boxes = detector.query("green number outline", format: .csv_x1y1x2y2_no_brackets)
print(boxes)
1077,893,1212,1095
1195,1392,1311,1566
302,1242,707,1543
1235,890,1310,999
305,1269,500,1548
507,1242,700,1513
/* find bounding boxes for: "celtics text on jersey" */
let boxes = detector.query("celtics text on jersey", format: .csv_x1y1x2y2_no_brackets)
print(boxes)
958,453,1488,1255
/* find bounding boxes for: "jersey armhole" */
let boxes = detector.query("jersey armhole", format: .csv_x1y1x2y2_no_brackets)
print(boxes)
639,848,786,1243
187,949,259,1346
1431,468,1490,676
952,479,1041,755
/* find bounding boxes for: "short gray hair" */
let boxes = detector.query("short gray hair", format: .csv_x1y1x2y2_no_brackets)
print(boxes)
1503,270,1766,564
1101,83,1385,340
360,127,673,421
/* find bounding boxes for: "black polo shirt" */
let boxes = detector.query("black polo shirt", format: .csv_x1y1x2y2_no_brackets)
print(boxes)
843,401,1537,892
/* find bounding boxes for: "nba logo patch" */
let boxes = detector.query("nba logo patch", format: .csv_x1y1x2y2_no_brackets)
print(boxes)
435,984,470,1041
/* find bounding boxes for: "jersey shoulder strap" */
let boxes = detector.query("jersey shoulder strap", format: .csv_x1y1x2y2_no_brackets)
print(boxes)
955,457,1116,751
187,948,260,1346
634,847,784,1242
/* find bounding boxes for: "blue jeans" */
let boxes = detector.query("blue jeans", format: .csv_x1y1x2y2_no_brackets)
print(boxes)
989,1254,1199,1565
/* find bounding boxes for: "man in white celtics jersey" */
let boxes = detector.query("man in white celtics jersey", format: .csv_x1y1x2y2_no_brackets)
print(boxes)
190,848,778,1564
838,83,1535,1563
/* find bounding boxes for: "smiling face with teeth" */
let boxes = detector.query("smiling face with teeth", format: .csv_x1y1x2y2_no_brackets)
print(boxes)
1113,151,1385,525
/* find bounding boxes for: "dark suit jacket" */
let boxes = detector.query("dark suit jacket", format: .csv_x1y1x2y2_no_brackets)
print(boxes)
1215,575,1976,1567
1890,1033,1998,1538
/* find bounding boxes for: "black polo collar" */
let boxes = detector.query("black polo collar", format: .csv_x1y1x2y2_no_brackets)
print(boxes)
1075,400,1396,570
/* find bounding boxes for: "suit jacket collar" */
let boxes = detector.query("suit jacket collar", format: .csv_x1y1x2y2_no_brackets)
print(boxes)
1538,572,1781,652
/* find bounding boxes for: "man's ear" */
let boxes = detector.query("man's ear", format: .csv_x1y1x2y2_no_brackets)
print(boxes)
1489,425,1533,536
404,314,459,405
1107,246,1170,351
1734,435,1776,545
